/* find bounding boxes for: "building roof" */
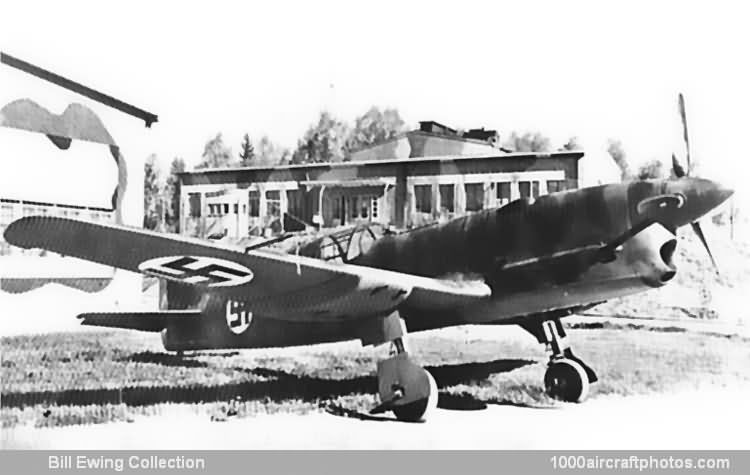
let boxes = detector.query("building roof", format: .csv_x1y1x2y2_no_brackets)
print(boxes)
299,178,395,188
463,127,498,141
1,52,158,127
348,126,498,157
419,120,457,135
180,150,584,177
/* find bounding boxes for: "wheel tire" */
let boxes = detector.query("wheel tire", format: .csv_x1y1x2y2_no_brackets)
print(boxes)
544,358,589,403
392,370,438,422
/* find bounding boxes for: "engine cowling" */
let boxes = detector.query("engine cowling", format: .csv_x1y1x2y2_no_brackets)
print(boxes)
623,223,678,287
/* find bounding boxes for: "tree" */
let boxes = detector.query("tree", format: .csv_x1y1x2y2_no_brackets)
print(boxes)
277,148,292,165
238,133,255,166
143,154,163,230
195,133,233,169
561,136,582,151
636,159,666,180
165,157,186,231
607,138,632,181
711,199,739,241
347,107,406,152
292,111,350,164
502,131,552,153
255,135,286,166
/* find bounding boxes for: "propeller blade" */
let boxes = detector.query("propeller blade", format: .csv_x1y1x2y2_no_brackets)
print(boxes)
678,93,691,175
690,221,719,274
672,153,686,178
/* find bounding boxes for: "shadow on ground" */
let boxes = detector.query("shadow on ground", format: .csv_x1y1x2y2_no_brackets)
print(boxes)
2,356,536,412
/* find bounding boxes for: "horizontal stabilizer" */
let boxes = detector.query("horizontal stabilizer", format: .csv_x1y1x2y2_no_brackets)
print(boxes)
78,310,202,332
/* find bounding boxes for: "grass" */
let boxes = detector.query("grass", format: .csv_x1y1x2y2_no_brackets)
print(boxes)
2,324,749,428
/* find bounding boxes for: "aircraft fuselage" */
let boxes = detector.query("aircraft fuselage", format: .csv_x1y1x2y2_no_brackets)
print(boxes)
159,177,731,349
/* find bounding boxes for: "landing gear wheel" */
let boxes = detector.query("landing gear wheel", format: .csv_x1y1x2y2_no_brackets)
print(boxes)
544,358,589,403
372,352,438,422
391,370,438,422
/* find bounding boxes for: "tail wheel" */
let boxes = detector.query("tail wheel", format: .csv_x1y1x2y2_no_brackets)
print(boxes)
392,370,438,422
544,358,589,403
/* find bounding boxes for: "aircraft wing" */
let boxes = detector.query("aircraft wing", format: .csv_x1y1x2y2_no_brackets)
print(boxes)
4,217,490,321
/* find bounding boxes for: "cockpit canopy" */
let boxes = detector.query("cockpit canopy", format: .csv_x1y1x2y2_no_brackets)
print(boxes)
297,223,390,263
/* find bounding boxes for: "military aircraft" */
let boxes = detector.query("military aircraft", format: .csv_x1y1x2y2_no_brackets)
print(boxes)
3,95,733,422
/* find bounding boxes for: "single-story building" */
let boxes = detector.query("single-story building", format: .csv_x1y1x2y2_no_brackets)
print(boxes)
178,150,583,239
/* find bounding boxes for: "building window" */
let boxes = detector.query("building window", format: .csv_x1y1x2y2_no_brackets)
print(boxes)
351,196,359,219
233,203,239,214
439,184,455,213
465,183,484,212
223,203,229,215
520,181,541,199
496,182,511,205
519,181,531,199
547,180,565,194
0,204,11,257
22,206,35,217
1,204,13,225
345,195,376,221
248,191,260,217
266,190,281,218
414,185,432,214
332,196,343,223
188,193,202,218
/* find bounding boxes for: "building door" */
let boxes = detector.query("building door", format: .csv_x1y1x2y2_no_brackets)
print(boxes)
345,194,377,225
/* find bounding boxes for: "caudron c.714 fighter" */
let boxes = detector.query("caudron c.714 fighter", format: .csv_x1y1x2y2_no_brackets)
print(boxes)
3,97,733,422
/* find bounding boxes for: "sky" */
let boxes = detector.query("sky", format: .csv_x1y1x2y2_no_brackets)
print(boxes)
1,0,749,206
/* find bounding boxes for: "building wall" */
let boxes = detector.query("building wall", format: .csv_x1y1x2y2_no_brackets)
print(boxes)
404,169,567,227
179,152,582,237
349,136,411,162
406,132,497,158
181,180,300,239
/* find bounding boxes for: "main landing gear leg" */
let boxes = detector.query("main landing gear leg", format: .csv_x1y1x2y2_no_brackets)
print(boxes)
369,312,438,422
542,319,597,403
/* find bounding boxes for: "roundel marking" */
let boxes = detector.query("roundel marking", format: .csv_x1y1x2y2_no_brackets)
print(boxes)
137,255,254,287
636,193,686,216
226,300,252,334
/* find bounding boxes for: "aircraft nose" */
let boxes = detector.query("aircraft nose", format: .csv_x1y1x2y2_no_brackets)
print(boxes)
669,177,734,226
